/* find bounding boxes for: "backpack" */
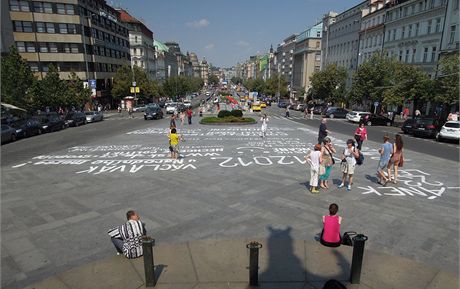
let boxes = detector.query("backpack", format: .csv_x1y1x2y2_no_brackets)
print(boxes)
354,148,364,165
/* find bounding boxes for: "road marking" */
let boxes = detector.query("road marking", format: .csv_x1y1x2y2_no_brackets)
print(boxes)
12,163,28,168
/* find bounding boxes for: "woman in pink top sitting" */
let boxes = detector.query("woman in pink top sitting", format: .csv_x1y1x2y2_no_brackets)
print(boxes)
320,203,342,247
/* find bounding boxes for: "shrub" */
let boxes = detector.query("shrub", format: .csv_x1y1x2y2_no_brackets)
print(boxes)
231,110,243,117
217,110,232,118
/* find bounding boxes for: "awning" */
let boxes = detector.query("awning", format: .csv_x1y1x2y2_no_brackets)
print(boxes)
1,102,26,112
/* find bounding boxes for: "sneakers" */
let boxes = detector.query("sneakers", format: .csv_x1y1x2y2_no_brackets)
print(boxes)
311,188,320,194
338,183,345,188
347,185,351,191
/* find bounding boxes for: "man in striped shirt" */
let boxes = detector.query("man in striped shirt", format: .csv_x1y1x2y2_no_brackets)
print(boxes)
108,210,146,258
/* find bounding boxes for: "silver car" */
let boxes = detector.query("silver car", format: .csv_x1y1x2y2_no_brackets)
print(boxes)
85,111,104,123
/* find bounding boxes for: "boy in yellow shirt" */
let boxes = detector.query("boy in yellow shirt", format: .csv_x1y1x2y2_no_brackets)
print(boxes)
168,128,182,159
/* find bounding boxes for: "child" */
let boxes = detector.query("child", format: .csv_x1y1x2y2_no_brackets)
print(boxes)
320,203,342,247
305,144,322,193
260,114,268,138
168,128,181,159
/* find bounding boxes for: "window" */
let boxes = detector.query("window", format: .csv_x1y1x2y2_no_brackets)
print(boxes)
49,43,58,53
10,0,29,11
393,29,396,40
435,18,441,32
415,23,419,36
449,25,456,43
316,31,321,37
16,41,25,52
423,47,428,62
29,62,39,72
431,46,437,62
68,24,76,34
26,42,36,52
405,50,410,62
33,2,44,12
36,22,45,33
427,20,432,34
387,30,391,41
419,1,423,11
315,52,321,61
316,41,320,48
412,48,416,62
428,0,434,8
13,21,32,32
56,4,65,14
44,2,52,13
39,42,48,53
401,26,405,38
403,6,408,16
454,0,459,10
408,24,412,37
399,50,403,61
59,23,68,34
65,4,74,15
70,43,79,53
46,23,55,33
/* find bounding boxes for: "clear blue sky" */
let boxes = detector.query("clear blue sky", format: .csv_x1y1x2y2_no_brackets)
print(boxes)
115,0,363,68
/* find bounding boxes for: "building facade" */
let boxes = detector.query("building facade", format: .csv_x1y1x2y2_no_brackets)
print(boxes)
292,22,323,98
439,0,459,57
4,0,131,102
189,52,201,78
276,34,296,87
117,8,155,80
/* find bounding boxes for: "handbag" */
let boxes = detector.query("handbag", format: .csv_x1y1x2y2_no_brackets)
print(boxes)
342,231,357,246
319,165,326,176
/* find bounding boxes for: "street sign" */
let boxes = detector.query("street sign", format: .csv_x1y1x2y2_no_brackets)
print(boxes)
89,79,97,89
374,101,379,107
130,87,140,93
132,81,137,87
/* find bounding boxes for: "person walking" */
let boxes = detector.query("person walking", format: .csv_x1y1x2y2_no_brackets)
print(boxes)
108,210,146,258
338,139,359,191
168,128,182,159
377,134,393,186
319,137,336,189
320,203,342,247
186,108,193,125
318,118,329,144
305,144,322,194
179,110,186,126
285,105,290,118
170,114,176,128
387,134,404,184
260,114,269,138
354,123,367,150
304,107,308,118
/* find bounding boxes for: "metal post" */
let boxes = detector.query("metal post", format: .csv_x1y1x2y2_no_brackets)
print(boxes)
142,236,156,287
350,234,368,284
246,241,262,286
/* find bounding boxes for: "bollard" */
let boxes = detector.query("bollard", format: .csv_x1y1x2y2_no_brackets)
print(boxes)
246,241,263,286
350,234,368,284
142,236,156,287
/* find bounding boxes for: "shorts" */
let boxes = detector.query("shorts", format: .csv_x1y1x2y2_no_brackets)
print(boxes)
170,144,179,153
341,162,355,175
377,159,389,171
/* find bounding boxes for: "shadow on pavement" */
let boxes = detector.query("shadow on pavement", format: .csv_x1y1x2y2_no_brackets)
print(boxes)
365,174,379,184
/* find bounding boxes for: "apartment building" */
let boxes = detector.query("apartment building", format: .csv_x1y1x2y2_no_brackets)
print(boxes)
4,0,131,101
439,0,459,57
276,34,296,87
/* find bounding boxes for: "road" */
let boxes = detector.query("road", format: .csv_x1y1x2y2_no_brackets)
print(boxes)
1,105,459,289
264,106,459,161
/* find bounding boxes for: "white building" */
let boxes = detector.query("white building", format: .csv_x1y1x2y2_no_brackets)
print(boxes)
383,0,448,78
439,0,459,58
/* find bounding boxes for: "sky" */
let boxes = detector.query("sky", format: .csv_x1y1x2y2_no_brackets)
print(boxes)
115,0,363,68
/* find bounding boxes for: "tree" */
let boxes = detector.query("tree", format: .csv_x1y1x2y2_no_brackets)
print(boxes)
39,64,67,109
263,74,288,97
65,71,91,108
435,54,459,105
112,65,132,100
231,76,243,84
112,66,160,101
1,45,36,108
208,74,219,86
350,53,398,105
309,64,347,104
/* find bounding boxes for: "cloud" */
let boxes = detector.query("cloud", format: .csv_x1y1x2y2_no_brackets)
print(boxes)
236,40,250,47
205,43,215,50
186,19,210,28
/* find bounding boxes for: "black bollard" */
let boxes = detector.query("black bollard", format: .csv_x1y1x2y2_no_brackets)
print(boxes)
142,236,156,287
246,241,263,286
350,234,368,284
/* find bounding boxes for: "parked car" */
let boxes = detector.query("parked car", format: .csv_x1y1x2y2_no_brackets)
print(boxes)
401,118,416,134
278,101,289,108
324,107,349,118
313,105,327,115
144,107,164,120
412,117,441,138
183,100,192,108
295,103,308,111
1,124,17,143
346,111,371,123
85,111,103,123
39,113,66,132
132,105,147,112
436,121,460,142
361,114,393,126
11,118,42,138
65,112,86,127
166,103,178,114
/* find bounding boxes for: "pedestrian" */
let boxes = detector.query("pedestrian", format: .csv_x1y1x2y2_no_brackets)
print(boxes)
179,110,185,126
128,106,133,118
354,122,367,150
118,105,122,113
338,139,360,191
387,134,404,184
304,107,308,118
402,107,409,119
260,114,269,138
285,105,290,118
107,210,146,258
168,128,181,159
186,108,193,125
170,114,176,128
305,144,322,194
320,203,342,247
310,107,314,120
319,137,336,189
199,106,203,117
415,109,421,117
318,118,329,144
377,134,393,186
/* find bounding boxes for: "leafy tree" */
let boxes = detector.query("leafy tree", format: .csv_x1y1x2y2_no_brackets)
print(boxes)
39,64,67,109
65,71,91,108
350,53,398,105
208,74,219,86
1,45,36,108
111,65,132,99
231,76,243,84
263,74,288,97
435,54,459,105
309,64,347,104
112,65,160,100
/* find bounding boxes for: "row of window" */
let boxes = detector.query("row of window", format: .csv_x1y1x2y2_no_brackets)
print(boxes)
13,21,80,34
16,41,130,60
90,27,129,48
10,0,75,15
386,0,448,22
360,34,383,50
329,40,359,56
80,8,129,38
27,61,123,73
386,18,443,42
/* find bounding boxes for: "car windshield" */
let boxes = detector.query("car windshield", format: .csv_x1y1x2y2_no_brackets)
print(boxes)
85,112,95,115
445,122,460,128
416,118,435,125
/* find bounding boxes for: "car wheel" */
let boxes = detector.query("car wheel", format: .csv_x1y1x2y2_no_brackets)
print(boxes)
84,120,87,125
366,121,372,126
329,114,334,119
386,121,391,126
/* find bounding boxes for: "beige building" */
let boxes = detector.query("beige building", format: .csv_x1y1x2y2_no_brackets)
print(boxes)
3,0,131,102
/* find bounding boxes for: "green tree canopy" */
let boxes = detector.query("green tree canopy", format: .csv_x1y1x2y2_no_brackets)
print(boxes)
309,64,347,104
39,64,67,109
65,71,91,108
231,76,243,84
111,66,160,100
1,45,36,108
435,54,459,105
263,74,288,97
208,74,219,86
